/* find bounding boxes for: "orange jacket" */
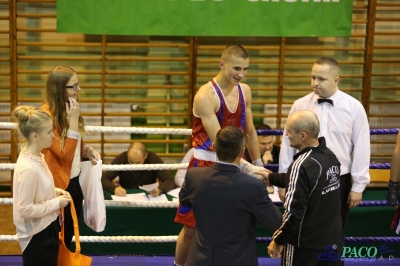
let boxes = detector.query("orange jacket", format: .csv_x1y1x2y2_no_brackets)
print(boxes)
41,103,85,190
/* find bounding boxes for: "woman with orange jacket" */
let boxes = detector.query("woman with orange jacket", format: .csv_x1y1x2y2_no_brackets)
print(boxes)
41,66,101,248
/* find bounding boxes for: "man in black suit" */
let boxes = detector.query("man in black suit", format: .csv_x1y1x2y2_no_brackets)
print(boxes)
178,126,282,266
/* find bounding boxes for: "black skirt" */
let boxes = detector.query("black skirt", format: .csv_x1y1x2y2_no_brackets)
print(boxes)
22,217,59,266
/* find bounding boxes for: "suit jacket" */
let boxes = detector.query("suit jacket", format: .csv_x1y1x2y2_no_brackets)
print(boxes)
179,162,282,266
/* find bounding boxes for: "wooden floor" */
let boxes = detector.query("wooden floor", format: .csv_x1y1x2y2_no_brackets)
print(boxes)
0,205,21,255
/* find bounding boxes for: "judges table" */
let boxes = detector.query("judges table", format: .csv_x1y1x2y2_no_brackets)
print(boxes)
77,188,400,257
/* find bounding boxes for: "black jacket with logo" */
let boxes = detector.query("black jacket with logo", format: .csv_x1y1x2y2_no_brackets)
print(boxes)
269,137,342,249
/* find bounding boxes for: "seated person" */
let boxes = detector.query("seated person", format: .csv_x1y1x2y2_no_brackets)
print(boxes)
101,142,176,197
175,147,194,187
245,124,280,194
244,123,280,166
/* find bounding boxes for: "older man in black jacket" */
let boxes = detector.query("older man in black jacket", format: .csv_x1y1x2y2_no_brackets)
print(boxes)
258,110,342,266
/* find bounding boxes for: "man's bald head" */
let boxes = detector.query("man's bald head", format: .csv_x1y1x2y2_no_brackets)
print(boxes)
288,110,320,139
127,142,147,164
285,110,320,151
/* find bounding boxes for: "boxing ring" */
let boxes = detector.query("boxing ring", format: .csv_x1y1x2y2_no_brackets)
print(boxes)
0,123,399,265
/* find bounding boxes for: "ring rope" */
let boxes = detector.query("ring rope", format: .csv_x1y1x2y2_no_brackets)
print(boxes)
0,122,192,135
255,236,400,244
0,163,189,171
0,235,178,243
266,163,392,171
0,122,397,136
0,198,390,207
0,235,398,244
0,162,391,171
256,128,399,136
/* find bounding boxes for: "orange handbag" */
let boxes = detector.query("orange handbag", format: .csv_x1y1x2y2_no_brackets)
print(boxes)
58,200,92,266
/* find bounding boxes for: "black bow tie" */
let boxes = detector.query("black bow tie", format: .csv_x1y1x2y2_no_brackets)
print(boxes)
317,98,333,105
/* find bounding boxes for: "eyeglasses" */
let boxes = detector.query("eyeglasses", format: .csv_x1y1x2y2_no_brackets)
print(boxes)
65,83,79,92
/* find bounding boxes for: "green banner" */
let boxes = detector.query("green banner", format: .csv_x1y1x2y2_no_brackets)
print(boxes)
57,0,353,37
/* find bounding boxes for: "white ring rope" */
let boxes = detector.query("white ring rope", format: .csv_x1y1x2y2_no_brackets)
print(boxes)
0,121,190,171
0,163,189,171
0,122,192,135
0,122,16,129
86,126,192,135
0,235,178,243
103,163,189,171
0,199,282,207
0,198,180,207
0,164,16,170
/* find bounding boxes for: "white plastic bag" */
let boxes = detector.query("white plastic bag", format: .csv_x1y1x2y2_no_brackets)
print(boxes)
79,160,106,232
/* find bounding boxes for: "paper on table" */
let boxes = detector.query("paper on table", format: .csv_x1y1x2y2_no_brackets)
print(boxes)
268,186,283,203
171,197,179,203
111,193,148,201
268,193,281,203
139,182,159,192
148,194,168,202
166,187,181,198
